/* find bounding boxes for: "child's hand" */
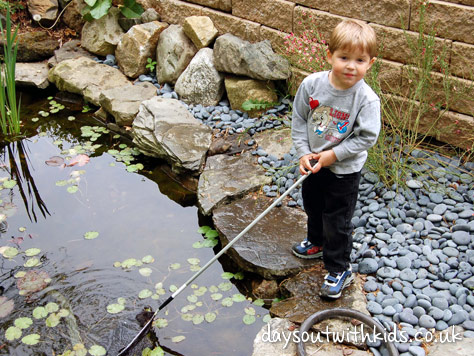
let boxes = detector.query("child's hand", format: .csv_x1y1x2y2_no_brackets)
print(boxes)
299,153,318,175
299,150,337,175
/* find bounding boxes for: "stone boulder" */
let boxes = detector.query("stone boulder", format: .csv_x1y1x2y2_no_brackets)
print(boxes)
81,7,124,56
141,8,160,23
156,24,197,84
99,82,157,126
212,194,314,278
62,0,86,33
15,62,50,89
183,16,218,49
132,97,212,174
253,128,293,160
270,265,369,347
214,34,290,81
47,40,95,67
0,31,59,62
225,76,278,117
175,48,224,107
48,57,132,106
116,21,168,78
252,318,373,356
27,0,58,23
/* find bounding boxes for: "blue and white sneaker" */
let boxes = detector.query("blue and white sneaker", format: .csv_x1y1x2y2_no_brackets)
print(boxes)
319,265,354,299
292,239,323,259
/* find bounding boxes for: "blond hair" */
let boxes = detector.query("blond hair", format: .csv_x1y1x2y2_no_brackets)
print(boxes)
328,19,377,58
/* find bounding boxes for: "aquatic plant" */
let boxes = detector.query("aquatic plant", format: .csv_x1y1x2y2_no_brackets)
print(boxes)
0,3,21,137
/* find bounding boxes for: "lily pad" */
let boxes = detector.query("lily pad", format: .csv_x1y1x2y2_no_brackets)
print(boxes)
17,270,51,296
243,314,256,325
84,231,99,240
2,246,19,258
181,313,193,321
192,314,204,325
117,297,126,305
142,346,164,356
46,313,60,327
121,258,138,269
253,299,265,307
232,293,246,302
171,335,186,343
187,258,200,265
138,289,153,299
186,295,198,303
197,226,211,234
142,255,154,264
218,282,232,291
3,179,17,189
211,293,223,301
67,186,79,194
139,267,152,277
107,303,125,314
14,317,33,329
244,307,256,316
221,297,233,307
153,318,168,328
58,308,70,318
205,312,217,323
45,302,59,313
32,306,47,319
24,248,41,257
5,326,22,340
169,263,180,270
263,314,272,323
24,257,41,268
0,296,14,318
221,272,234,280
21,333,40,345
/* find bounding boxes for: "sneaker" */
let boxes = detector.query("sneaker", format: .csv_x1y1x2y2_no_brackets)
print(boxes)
292,239,323,259
319,265,354,299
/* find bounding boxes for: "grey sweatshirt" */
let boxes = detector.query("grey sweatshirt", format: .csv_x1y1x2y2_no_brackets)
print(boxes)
291,71,381,174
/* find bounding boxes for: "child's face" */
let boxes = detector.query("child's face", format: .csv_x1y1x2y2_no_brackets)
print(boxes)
327,47,375,90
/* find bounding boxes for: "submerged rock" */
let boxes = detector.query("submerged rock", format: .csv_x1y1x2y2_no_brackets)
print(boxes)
198,152,271,215
212,194,313,278
132,97,212,174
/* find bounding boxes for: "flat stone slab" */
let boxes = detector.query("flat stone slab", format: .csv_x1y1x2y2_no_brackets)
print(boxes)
198,152,271,215
271,265,369,347
252,317,372,356
15,62,50,89
254,127,293,159
428,330,473,356
212,194,314,279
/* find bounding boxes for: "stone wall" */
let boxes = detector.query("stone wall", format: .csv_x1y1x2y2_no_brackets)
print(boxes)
145,0,474,149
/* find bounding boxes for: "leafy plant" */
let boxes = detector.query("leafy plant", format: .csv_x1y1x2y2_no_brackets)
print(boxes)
82,0,144,21
0,3,21,137
241,99,278,112
146,57,157,73
0,0,24,14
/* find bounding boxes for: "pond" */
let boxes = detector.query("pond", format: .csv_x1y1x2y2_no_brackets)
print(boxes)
0,90,270,356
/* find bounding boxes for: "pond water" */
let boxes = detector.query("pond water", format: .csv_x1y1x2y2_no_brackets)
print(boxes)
0,90,269,356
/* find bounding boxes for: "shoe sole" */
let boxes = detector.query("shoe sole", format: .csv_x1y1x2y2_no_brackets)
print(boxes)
320,273,354,299
292,249,323,259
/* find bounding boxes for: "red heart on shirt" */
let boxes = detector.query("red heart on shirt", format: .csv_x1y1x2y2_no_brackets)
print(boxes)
309,97,319,110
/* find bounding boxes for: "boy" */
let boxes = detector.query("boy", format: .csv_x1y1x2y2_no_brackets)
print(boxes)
291,19,381,299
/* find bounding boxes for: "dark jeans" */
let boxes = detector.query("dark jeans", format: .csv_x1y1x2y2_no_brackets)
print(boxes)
302,168,361,273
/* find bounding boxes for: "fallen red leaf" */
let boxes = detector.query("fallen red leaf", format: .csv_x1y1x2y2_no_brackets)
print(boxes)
45,156,65,167
68,154,90,167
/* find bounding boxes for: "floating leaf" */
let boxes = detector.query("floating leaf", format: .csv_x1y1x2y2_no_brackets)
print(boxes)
181,313,193,321
169,285,178,293
153,318,168,328
21,333,40,345
190,265,201,272
84,231,99,240
67,186,79,194
192,314,204,325
15,317,33,329
138,289,153,299
197,226,211,234
194,286,207,296
243,314,256,325
25,248,41,257
202,238,218,248
0,296,14,318
205,312,217,323
142,255,154,264
55,180,68,186
5,326,21,341
187,258,200,265
24,257,41,268
253,299,265,307
263,314,272,323
31,117,39,122
205,229,219,239
192,241,203,249
121,258,138,268
45,156,65,167
89,345,106,356
3,180,17,189
113,261,121,268
46,313,60,327
209,285,219,293
17,270,51,295
142,346,164,356
245,307,256,316
32,306,47,319
234,272,245,280
2,247,19,258
45,302,59,313
232,293,246,302
18,227,26,232
218,282,232,291
68,154,90,167
221,272,234,280
107,303,125,314
58,309,70,318
117,297,126,305
211,293,223,301
187,295,198,303
139,267,152,277
171,335,186,343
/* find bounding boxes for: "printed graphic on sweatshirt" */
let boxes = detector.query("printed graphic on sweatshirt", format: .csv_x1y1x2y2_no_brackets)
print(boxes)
309,104,351,143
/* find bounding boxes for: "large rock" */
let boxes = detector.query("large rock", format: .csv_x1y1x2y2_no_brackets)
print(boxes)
15,62,50,89
0,31,59,62
47,40,95,67
116,21,168,78
27,0,58,23
214,33,290,81
212,194,313,278
182,16,218,49
252,318,372,356
156,24,197,84
270,265,369,347
198,153,271,216
253,128,293,160
225,76,278,117
62,0,86,33
48,57,132,106
175,48,224,106
132,97,212,174
99,82,157,126
81,7,124,56
428,329,474,356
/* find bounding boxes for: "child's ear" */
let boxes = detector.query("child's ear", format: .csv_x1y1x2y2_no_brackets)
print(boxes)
368,57,376,69
326,49,333,65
